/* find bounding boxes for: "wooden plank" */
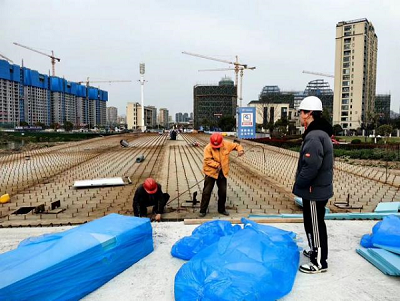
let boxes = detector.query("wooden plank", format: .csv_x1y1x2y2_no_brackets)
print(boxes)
184,218,303,225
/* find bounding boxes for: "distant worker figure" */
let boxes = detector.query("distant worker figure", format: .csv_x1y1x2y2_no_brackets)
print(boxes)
199,133,244,217
170,129,177,140
293,96,333,274
133,178,170,222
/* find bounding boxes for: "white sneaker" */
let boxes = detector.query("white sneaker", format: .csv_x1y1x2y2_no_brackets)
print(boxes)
299,263,328,274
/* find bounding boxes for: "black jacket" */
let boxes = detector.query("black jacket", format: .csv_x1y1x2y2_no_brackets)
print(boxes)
133,184,166,217
292,118,334,201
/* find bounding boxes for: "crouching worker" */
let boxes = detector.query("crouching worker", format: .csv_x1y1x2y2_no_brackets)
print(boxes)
199,133,244,217
133,178,170,222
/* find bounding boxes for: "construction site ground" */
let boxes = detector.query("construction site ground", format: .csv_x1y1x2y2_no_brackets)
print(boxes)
1,221,399,300
1,133,400,299
1,133,400,227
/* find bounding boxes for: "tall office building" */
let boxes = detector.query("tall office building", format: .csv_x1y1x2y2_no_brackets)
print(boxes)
106,106,118,125
159,108,169,128
175,112,183,123
375,94,391,122
333,18,378,130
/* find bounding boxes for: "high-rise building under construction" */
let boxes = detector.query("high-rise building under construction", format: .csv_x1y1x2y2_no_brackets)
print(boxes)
333,18,378,130
0,59,108,128
193,77,237,129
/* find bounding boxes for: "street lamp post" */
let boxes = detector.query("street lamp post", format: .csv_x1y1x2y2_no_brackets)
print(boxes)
140,63,146,132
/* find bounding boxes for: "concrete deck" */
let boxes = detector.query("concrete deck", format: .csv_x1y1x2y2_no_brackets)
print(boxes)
1,133,400,227
1,220,399,300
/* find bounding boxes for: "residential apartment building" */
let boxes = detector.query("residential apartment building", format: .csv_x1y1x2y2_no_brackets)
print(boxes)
0,60,20,126
126,102,157,129
333,18,378,129
106,106,118,125
159,108,169,128
0,59,108,127
126,102,142,130
146,105,157,128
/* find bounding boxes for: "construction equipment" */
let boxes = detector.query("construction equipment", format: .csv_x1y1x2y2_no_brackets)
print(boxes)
77,77,132,86
182,51,255,107
302,70,334,78
136,155,145,163
120,140,129,147
13,42,60,76
0,53,13,63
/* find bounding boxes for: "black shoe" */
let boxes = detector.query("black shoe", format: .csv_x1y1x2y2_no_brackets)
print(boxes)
219,211,229,216
199,212,206,217
303,249,312,258
299,263,328,274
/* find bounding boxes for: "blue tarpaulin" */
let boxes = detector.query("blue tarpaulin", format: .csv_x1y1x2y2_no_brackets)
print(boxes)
88,87,98,100
23,68,48,89
174,218,299,301
360,215,400,249
0,60,20,82
171,220,241,260
358,215,400,276
0,214,153,300
50,76,65,92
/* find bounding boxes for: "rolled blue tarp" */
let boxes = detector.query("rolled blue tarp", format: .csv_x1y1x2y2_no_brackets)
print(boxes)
0,214,153,300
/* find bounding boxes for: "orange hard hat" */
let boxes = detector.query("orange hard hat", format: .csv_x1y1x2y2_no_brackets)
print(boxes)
143,178,158,194
210,133,223,149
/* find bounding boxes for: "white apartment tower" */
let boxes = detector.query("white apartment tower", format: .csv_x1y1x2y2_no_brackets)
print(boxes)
333,18,378,130
126,102,143,130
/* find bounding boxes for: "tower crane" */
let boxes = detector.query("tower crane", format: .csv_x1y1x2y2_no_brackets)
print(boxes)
77,77,132,87
302,70,334,78
0,53,13,63
13,42,60,76
182,51,256,107
76,78,132,129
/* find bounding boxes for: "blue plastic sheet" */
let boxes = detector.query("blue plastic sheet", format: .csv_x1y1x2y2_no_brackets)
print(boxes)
171,220,241,260
174,218,299,301
360,215,400,248
0,214,153,300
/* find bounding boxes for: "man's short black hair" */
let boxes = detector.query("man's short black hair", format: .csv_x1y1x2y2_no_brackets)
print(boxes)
301,110,322,120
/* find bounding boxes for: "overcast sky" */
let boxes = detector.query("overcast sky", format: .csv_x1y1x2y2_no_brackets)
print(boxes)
1,0,399,117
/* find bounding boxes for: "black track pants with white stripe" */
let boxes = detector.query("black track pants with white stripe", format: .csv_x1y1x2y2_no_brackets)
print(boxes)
302,199,328,268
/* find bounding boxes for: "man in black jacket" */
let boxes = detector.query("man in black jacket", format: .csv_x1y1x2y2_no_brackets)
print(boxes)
133,178,170,222
293,96,333,274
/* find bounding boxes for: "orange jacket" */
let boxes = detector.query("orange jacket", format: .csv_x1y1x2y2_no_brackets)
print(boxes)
203,140,244,179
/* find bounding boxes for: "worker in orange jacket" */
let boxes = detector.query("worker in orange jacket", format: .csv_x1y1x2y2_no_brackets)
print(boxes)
199,133,244,217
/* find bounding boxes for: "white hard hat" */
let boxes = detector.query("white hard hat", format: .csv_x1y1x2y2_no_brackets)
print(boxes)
298,96,323,111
